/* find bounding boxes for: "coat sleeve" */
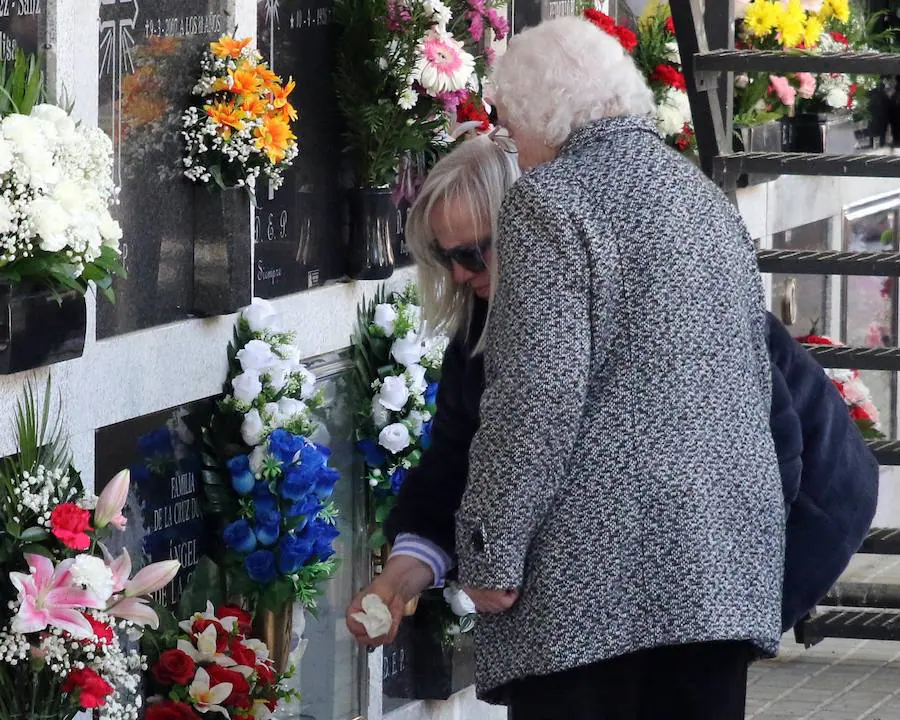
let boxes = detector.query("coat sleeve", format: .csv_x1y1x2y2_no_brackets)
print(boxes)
455,176,607,590
384,333,479,558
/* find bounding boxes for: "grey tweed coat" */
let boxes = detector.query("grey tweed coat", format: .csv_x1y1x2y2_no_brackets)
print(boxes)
456,115,785,702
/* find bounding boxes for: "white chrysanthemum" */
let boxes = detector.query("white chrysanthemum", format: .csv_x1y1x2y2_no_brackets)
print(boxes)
412,29,476,95
654,88,691,137
423,0,452,28
71,554,115,604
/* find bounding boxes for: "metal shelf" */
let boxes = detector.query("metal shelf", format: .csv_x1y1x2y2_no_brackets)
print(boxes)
804,344,900,372
757,249,900,277
796,608,900,646
820,582,900,609
866,440,900,465
716,152,900,183
695,49,900,76
860,528,900,555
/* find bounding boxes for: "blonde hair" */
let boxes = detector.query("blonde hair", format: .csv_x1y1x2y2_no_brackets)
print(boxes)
491,16,655,148
406,134,520,345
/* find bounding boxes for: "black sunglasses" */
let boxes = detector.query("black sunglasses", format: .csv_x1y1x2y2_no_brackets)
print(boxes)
433,237,492,273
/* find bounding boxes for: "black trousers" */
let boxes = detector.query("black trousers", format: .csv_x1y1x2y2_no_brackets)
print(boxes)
507,641,753,720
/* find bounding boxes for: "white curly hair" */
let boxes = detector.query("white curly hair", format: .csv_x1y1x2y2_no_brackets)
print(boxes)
489,16,655,149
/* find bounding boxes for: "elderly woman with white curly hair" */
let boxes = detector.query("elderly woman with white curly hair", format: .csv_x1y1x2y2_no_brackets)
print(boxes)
350,15,785,720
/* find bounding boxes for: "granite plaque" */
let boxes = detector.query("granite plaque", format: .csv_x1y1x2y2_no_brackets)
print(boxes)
254,0,343,298
97,0,229,338
95,401,215,610
0,0,45,60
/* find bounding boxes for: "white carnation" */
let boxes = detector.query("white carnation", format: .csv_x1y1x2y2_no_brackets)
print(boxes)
30,197,70,253
71,554,115,604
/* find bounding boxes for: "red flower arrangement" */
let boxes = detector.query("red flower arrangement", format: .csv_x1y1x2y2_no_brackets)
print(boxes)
145,604,296,720
650,63,686,91
60,668,115,709
583,8,637,51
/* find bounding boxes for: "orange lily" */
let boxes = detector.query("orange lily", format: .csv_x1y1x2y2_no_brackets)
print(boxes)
254,115,296,164
241,96,268,118
278,101,298,124
255,64,280,90
229,65,263,97
206,102,247,140
210,35,252,59
271,77,296,110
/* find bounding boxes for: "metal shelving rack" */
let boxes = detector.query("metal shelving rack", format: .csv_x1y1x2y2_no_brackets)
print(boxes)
669,0,900,644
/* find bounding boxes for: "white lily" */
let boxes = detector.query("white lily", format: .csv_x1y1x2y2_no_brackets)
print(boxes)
252,699,273,720
178,601,237,634
177,624,237,666
189,667,232,717
241,637,269,662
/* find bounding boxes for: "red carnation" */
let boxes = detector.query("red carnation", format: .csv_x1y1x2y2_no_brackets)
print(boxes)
848,82,858,109
851,405,873,423
456,95,491,133
830,31,849,45
206,664,250,701
675,124,695,151
50,503,92,550
229,637,258,668
61,668,114,709
83,614,114,645
218,604,253,635
256,662,276,686
583,8,614,32
145,700,200,720
651,64,686,91
664,15,675,34
612,25,638,52
153,648,197,686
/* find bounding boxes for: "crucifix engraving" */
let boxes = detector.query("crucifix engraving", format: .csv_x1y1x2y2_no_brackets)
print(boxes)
99,0,140,186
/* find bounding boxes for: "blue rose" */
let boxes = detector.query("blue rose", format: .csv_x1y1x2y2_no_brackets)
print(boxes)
276,532,316,574
357,438,385,468
223,518,257,554
280,466,315,501
315,443,332,460
308,519,340,562
421,420,433,450
298,443,326,474
245,549,277,583
314,466,340,501
227,455,254,495
425,382,439,406
286,496,322,529
254,507,281,547
389,467,407,495
268,429,305,464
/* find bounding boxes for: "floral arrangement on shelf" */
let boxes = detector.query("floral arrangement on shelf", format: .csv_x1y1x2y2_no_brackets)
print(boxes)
334,0,504,193
182,35,299,197
795,330,885,439
143,603,297,720
352,284,476,642
197,298,340,613
0,380,180,720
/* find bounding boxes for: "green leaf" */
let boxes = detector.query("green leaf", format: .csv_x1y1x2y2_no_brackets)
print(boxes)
369,528,387,550
18,526,48,542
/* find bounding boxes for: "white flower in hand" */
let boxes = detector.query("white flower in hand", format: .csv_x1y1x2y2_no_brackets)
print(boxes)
378,376,410,412
391,333,424,367
351,594,393,638
373,304,398,336
236,339,277,372
406,364,427,396
178,624,237,667
241,409,265,446
378,423,411,454
443,584,477,617
243,298,281,333
189,666,233,716
232,371,262,405
371,396,390,429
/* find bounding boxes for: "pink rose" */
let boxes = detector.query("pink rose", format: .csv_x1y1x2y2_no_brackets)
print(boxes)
796,72,817,100
769,75,796,107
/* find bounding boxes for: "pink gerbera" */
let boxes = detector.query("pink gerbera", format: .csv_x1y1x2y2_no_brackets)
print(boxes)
413,29,476,96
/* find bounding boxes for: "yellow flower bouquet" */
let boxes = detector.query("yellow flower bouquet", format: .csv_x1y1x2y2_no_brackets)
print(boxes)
181,35,299,197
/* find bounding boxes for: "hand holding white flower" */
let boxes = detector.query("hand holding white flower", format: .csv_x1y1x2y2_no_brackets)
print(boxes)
351,593,394,638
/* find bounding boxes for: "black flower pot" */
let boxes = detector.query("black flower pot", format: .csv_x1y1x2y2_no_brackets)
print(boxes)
781,112,857,154
0,282,86,374
734,121,783,187
192,185,253,316
346,188,396,281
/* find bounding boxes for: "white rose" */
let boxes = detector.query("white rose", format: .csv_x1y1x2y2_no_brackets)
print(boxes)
30,197,70,253
379,423,411,454
266,362,290,393
53,178,85,212
391,333,425,367
264,402,282,425
249,444,267,475
71,554,115,605
297,366,316,399
241,408,265,446
232,370,263,405
243,297,281,332
277,397,307,419
371,395,391,429
98,210,122,248
443,585,477,617
276,343,302,370
350,593,393,639
236,339,278,372
406,364,428,396
407,410,424,437
378,375,410,412
373,304,397,336
826,87,849,109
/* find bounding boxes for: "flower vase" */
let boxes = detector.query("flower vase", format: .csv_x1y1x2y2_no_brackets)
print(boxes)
781,112,857,154
0,281,86,374
192,185,253,316
393,198,414,269
252,604,294,675
346,188,396,281
734,121,783,188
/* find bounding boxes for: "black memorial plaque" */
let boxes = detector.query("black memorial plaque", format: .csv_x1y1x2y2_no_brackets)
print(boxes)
95,401,214,610
510,0,581,34
255,0,343,298
0,0,45,61
97,0,229,338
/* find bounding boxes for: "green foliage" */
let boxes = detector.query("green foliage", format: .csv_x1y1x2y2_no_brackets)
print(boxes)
0,50,44,117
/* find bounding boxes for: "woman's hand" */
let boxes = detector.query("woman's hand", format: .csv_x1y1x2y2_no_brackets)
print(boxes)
346,555,435,646
463,587,520,613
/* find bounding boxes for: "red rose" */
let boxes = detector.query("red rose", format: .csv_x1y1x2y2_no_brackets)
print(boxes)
218,604,253,635
83,614,114,645
664,15,675,34
230,638,258,668
153,648,197,686
50,503,92,550
206,664,250,700
145,700,200,720
612,25,638,52
651,64,686,91
230,692,252,711
61,668,114,709
255,662,276,686
192,619,228,651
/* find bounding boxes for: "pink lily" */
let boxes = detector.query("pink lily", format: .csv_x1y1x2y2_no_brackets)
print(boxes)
94,469,130,529
125,559,180,597
10,554,103,639
106,595,160,629
99,543,132,593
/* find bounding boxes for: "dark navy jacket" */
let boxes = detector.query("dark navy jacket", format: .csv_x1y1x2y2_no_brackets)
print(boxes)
388,306,880,632
768,313,879,631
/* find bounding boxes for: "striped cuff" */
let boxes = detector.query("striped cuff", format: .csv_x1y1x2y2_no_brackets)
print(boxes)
390,533,454,588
